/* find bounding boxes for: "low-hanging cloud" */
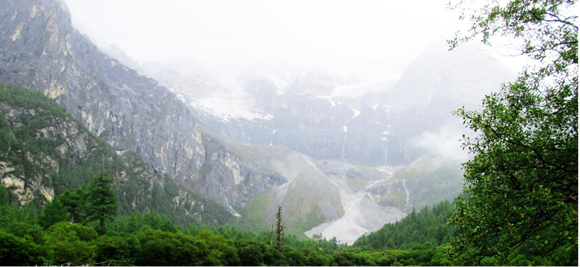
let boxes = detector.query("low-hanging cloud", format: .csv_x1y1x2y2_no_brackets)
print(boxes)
64,0,458,76
411,125,473,163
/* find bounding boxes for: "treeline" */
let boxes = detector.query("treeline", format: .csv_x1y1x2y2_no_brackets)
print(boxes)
1,182,457,266
354,199,455,250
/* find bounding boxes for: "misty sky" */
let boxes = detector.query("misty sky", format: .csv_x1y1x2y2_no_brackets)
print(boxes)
64,0,463,75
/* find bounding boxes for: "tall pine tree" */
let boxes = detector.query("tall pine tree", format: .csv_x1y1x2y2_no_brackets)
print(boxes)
85,172,117,232
275,205,285,252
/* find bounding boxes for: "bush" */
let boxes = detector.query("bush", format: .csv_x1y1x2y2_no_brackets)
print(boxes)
0,229,47,265
95,231,140,265
44,222,97,265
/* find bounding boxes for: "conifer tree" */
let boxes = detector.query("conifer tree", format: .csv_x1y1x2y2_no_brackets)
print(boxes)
60,189,85,223
38,197,68,229
270,223,274,246
274,205,284,252
85,172,117,232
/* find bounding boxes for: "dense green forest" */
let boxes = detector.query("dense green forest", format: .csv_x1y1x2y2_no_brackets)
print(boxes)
0,181,458,266
354,199,455,250
1,182,575,265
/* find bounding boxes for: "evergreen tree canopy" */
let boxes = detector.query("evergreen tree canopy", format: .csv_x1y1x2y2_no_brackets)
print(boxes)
60,189,86,223
85,172,118,231
275,205,285,252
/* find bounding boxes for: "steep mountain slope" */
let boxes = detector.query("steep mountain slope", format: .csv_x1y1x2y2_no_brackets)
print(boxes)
226,144,345,237
0,83,231,226
366,157,464,213
0,0,284,216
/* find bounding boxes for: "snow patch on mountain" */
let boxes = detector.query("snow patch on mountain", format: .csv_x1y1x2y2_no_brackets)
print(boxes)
190,94,273,122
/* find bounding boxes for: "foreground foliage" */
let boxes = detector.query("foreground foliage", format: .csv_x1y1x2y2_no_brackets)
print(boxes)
450,0,578,265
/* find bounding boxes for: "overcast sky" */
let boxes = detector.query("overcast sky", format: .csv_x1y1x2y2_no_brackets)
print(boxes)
64,0,463,75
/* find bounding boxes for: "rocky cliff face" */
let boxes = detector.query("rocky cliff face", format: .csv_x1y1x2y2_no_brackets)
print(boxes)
0,84,232,226
193,132,287,214
0,0,283,214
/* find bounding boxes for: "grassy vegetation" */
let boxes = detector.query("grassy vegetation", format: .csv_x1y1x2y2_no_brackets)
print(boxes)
228,189,273,233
